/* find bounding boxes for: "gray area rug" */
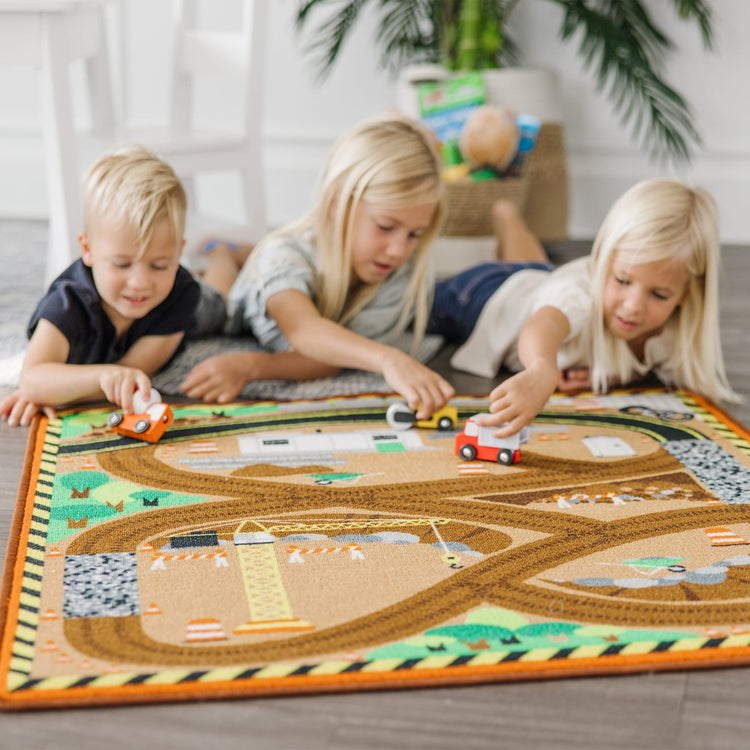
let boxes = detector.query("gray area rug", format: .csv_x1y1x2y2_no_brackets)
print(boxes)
151,332,443,400
0,220,442,400
0,220,47,361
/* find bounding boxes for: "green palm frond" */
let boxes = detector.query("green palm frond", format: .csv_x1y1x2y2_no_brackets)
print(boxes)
550,0,712,163
294,0,714,164
295,0,373,79
376,0,442,71
672,0,713,47
296,0,517,76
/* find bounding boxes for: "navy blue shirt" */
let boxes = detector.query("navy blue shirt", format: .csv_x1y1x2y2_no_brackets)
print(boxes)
27,259,200,365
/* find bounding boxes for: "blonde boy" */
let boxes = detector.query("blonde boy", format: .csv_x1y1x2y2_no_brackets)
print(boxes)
0,145,201,426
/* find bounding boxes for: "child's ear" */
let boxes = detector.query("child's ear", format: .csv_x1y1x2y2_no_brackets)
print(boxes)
78,232,93,266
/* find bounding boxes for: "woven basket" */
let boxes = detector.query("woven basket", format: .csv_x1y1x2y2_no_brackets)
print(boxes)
439,173,530,237
521,122,569,241
438,122,568,240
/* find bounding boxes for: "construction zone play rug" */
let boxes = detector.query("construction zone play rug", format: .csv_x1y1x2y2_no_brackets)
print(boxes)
3,388,750,709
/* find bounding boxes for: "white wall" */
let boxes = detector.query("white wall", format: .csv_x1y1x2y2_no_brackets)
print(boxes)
514,0,750,244
0,0,748,243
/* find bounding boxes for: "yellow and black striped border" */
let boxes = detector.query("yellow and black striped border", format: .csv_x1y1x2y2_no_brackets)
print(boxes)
4,419,61,685
5,632,750,702
678,390,750,455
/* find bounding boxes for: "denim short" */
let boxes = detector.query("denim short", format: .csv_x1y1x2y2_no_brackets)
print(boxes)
427,261,554,343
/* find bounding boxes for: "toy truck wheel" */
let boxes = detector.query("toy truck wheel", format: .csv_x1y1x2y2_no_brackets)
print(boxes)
437,416,455,431
133,419,151,434
107,413,123,427
497,448,513,465
459,444,477,461
386,403,416,431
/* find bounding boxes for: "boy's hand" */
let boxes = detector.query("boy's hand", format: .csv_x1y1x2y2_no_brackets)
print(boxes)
99,366,152,413
478,364,558,437
0,389,57,427
180,353,252,403
380,349,455,420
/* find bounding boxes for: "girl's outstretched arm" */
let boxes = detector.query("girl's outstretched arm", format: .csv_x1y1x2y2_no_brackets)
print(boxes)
479,305,570,437
268,289,454,418
180,351,340,403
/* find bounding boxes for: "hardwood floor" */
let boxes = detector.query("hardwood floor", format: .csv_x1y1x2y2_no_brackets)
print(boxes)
1,233,749,749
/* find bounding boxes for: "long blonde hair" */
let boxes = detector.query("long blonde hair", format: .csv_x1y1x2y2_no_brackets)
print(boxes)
262,114,444,349
587,178,739,403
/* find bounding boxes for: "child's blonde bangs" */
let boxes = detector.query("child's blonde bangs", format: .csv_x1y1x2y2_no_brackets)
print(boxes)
84,146,187,256
362,161,443,209
598,179,718,274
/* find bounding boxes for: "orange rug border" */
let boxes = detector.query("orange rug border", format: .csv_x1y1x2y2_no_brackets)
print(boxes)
3,388,750,710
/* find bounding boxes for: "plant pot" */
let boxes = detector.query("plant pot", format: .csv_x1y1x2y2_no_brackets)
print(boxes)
481,66,562,121
395,64,450,119
396,64,561,122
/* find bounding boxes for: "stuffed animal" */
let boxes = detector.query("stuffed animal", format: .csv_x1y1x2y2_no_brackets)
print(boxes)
459,105,520,175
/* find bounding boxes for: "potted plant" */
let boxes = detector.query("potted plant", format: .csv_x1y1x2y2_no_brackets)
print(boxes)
295,0,714,165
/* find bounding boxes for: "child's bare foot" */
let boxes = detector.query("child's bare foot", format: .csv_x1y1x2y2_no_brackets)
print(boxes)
203,240,254,267
492,199,550,263
202,242,254,299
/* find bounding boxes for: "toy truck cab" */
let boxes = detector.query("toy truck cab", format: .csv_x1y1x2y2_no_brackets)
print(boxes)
455,414,529,464
415,404,459,431
386,403,459,431
107,401,174,443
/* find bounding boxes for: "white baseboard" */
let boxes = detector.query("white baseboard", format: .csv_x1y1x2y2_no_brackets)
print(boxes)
565,147,750,245
1,131,749,245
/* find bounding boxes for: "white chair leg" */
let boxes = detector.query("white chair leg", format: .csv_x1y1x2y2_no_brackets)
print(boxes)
241,164,267,242
84,7,116,134
182,175,199,219
39,13,81,284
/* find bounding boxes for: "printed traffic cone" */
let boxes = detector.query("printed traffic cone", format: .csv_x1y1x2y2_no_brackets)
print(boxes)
704,527,749,546
705,627,726,638
189,440,217,454
143,602,162,616
457,462,489,476
185,618,227,642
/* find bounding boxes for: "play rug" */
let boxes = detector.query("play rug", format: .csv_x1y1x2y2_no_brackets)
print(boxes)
3,388,750,710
